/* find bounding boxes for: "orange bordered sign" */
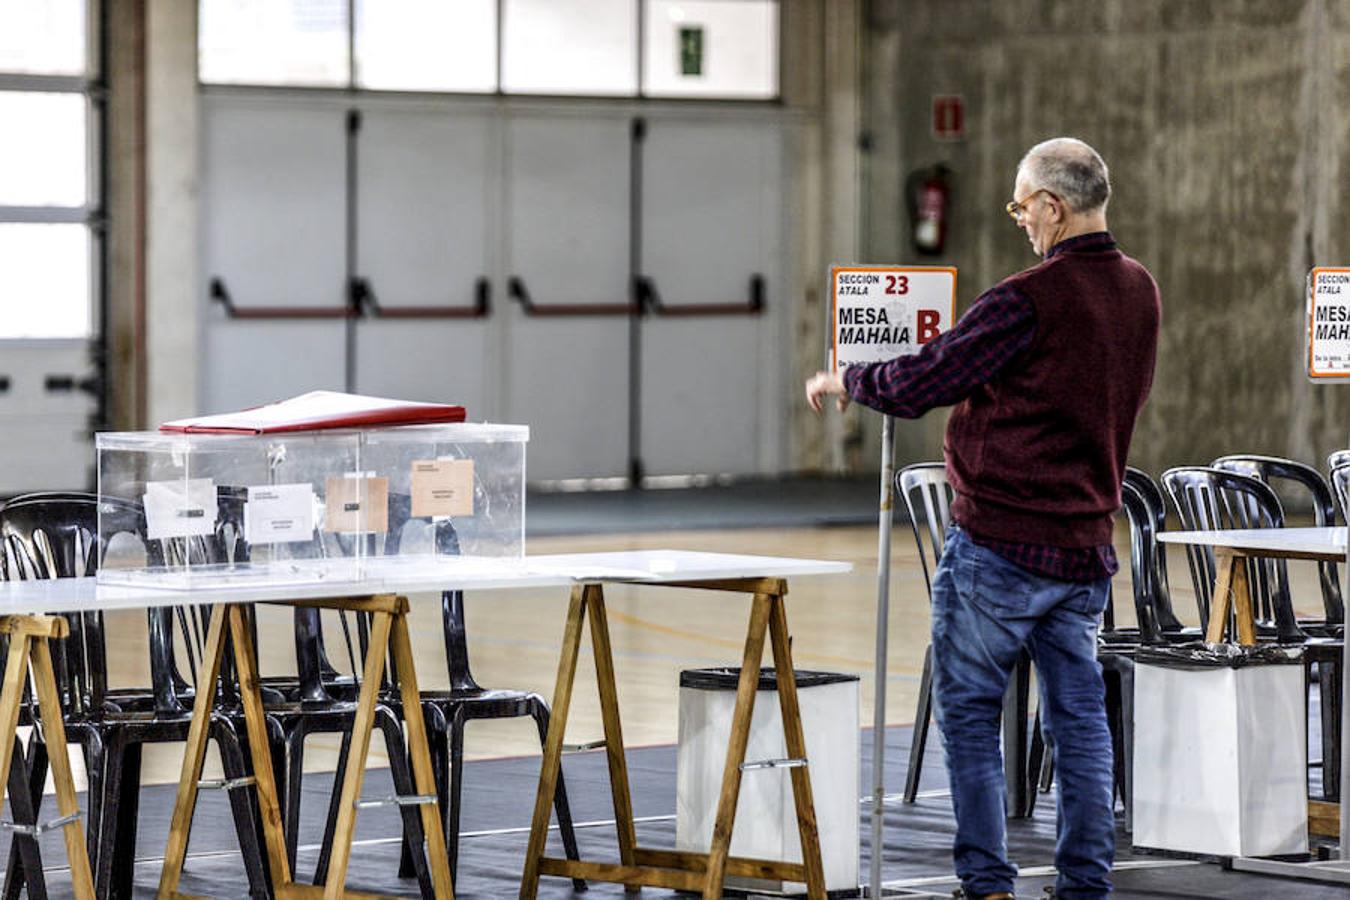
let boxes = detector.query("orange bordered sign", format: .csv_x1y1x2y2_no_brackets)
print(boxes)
829,265,957,371
1307,267,1350,381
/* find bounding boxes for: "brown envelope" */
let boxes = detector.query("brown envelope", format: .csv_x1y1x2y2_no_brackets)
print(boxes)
411,459,475,518
323,476,389,533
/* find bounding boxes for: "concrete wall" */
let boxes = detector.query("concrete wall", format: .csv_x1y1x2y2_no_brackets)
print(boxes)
858,0,1349,476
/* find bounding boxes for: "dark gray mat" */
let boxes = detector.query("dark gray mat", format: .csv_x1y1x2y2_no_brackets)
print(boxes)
2,723,1343,898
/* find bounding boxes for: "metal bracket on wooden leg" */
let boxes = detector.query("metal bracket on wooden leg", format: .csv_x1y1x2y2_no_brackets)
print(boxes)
355,793,438,810
739,757,807,771
562,739,607,753
197,775,257,792
2,811,80,837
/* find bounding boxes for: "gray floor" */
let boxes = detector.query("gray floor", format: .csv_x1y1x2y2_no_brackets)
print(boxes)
2,722,1344,898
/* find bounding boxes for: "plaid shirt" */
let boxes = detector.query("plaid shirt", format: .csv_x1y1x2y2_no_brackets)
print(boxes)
843,232,1120,581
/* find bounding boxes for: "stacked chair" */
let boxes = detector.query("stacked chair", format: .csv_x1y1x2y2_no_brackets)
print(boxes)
896,462,1195,829
0,492,272,900
894,463,1041,818
1164,460,1345,801
0,486,582,898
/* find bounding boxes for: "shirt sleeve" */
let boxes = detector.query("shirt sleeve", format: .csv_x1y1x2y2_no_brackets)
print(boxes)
841,282,1036,419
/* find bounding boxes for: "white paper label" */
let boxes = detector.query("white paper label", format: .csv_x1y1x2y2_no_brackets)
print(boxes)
143,478,218,541
245,483,316,544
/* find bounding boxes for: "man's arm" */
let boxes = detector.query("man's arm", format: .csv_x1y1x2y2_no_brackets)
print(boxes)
805,283,1036,418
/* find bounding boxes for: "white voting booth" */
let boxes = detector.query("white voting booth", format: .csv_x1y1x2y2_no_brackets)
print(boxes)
830,265,956,897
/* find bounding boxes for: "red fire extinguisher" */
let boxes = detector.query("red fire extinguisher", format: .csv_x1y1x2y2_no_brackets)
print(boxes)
907,163,951,256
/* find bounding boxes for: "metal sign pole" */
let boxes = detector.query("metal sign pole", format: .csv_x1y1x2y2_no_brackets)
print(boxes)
1342,460,1350,853
869,414,895,897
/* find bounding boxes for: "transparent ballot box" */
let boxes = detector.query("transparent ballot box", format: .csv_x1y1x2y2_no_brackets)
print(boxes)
95,424,528,588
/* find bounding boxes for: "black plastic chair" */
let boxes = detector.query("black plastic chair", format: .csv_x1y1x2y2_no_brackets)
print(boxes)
1328,449,1350,478
1212,454,1344,627
894,463,949,804
894,462,1040,817
0,492,272,900
1332,463,1350,528
1161,466,1304,642
1122,466,1186,635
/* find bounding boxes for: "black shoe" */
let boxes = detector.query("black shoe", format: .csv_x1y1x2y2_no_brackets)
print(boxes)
950,891,1015,900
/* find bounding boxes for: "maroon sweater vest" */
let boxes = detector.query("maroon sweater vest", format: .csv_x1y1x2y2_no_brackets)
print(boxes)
946,243,1160,547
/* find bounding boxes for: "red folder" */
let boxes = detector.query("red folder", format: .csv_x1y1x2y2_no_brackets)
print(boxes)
160,391,467,434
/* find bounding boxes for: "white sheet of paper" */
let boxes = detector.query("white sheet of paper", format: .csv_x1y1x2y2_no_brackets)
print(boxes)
245,483,316,544
143,478,218,541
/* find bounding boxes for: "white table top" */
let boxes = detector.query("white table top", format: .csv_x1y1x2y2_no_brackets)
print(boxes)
0,550,852,615
1158,526,1349,559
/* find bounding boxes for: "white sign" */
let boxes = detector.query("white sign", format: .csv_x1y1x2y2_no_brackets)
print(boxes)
143,478,218,541
245,483,316,544
829,265,957,370
1307,267,1350,380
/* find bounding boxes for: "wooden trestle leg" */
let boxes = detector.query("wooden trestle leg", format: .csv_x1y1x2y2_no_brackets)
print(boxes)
157,596,454,900
0,616,95,900
521,579,827,900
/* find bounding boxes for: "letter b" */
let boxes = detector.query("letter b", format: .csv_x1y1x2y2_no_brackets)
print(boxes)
916,309,941,344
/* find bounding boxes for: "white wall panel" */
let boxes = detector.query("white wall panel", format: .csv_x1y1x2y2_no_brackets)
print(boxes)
201,96,347,413
353,103,496,415
640,117,784,475
503,112,631,480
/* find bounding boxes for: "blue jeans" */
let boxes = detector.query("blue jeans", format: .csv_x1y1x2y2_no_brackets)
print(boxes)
931,526,1115,899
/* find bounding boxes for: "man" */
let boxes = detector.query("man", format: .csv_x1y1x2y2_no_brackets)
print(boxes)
806,138,1159,900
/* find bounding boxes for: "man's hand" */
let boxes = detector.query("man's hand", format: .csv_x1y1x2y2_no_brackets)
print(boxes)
805,370,850,413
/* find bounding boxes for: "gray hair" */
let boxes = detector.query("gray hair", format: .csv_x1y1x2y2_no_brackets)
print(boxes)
1018,138,1110,213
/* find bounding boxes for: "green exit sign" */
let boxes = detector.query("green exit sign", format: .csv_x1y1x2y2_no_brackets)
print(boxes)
679,26,704,76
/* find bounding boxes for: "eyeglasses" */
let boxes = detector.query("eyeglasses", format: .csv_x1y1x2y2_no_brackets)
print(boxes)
1005,189,1056,221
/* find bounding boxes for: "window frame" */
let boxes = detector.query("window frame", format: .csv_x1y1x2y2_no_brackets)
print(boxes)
198,0,782,104
0,0,104,343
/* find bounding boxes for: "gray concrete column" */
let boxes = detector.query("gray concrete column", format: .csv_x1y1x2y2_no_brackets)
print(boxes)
143,0,199,426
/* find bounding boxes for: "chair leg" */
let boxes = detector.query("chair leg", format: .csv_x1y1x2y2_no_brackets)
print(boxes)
1121,664,1135,833
100,738,142,900
3,735,48,900
1319,659,1341,800
1038,732,1055,792
531,699,587,892
399,705,448,881
904,645,934,803
378,706,434,898
313,728,353,884
285,722,309,873
93,734,123,900
214,718,272,900
75,731,103,888
1004,653,1032,819
446,705,467,884
1026,714,1046,799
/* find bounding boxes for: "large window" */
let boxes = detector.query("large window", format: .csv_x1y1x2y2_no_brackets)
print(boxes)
0,0,97,339
200,0,779,99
